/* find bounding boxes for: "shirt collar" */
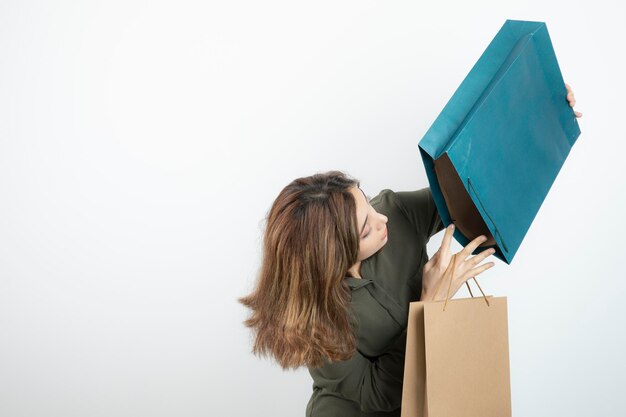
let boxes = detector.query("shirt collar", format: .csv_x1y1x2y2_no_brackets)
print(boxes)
344,276,373,290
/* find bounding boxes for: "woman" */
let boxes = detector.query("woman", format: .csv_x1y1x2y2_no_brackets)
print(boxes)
240,88,580,416
240,172,493,416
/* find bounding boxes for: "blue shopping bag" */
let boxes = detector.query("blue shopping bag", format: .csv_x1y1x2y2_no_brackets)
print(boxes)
419,20,581,264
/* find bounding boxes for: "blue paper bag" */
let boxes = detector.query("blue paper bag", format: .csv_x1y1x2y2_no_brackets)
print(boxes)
419,20,581,264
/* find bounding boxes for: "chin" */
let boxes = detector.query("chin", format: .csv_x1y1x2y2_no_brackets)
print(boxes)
374,241,388,256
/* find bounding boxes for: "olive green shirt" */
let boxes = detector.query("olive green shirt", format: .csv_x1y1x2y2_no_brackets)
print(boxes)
306,188,444,417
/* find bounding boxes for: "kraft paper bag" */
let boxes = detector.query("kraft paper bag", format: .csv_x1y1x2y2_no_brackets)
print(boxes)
419,20,581,264
401,296,511,417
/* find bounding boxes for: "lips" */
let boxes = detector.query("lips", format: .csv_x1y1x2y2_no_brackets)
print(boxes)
382,227,388,239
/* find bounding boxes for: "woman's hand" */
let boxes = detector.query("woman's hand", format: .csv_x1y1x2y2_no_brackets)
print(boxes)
420,224,495,302
565,83,582,118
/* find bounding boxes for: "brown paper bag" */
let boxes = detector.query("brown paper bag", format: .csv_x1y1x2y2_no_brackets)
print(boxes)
401,294,511,417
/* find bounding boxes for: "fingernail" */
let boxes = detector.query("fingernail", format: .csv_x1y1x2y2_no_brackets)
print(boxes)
449,224,454,230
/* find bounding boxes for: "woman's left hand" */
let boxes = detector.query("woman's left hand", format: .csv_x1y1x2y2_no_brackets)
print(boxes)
565,83,582,118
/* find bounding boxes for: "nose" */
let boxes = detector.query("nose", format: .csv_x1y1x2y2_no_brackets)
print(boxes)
378,213,388,226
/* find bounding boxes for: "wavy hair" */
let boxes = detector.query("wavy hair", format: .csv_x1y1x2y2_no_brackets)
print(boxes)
239,171,360,369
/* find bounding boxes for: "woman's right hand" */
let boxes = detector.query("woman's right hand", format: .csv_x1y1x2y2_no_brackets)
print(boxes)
420,224,496,302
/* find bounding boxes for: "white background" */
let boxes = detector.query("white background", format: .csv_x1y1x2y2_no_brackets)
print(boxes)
1,1,625,416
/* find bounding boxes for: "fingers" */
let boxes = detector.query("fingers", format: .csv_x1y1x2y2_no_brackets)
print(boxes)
564,82,581,117
464,261,495,281
567,92,576,107
439,254,494,301
467,247,496,267
459,234,488,259
566,85,576,107
439,224,455,256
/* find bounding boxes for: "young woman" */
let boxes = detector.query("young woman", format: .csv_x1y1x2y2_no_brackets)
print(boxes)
240,88,580,417
240,172,493,416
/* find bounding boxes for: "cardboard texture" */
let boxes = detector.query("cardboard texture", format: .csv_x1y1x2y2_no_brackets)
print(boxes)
419,20,581,264
401,297,511,417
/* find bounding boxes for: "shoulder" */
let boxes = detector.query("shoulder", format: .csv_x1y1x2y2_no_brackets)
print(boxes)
371,188,435,222
370,188,398,207
369,189,403,218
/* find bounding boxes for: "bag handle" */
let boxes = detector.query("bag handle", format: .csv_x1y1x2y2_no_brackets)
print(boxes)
440,254,490,311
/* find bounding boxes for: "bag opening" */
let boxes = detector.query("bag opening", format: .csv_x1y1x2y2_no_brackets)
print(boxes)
433,152,496,247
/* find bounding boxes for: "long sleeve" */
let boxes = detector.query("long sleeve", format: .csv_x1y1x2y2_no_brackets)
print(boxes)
392,188,444,240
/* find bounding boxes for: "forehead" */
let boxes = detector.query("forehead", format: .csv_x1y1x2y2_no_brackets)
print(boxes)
349,186,368,224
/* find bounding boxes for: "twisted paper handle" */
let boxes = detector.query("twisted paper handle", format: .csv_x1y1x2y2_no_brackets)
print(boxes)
439,253,490,311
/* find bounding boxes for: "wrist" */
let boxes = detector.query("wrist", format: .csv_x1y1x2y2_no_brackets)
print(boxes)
420,287,432,302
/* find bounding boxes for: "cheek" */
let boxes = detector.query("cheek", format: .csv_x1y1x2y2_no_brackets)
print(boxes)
357,240,369,260
358,239,376,260
363,236,388,259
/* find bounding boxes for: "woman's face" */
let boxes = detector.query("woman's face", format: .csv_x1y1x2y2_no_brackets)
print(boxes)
350,186,389,262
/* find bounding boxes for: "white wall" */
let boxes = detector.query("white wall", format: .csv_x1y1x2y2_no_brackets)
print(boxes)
1,1,624,416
